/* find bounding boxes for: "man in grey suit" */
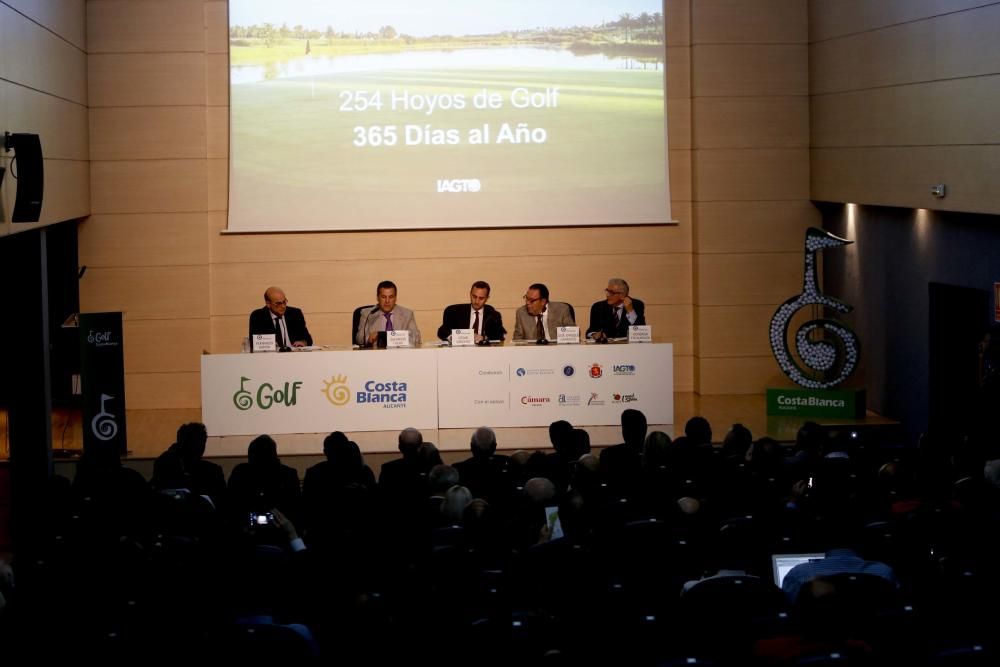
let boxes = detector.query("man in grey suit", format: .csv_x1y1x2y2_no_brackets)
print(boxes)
513,283,575,342
356,280,422,346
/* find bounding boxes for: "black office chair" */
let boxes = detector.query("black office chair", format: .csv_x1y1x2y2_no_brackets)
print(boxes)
351,304,375,343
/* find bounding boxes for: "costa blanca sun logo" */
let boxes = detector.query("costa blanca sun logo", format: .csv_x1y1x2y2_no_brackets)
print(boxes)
322,375,351,406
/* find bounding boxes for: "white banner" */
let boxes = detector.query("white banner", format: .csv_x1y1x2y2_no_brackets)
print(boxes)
202,344,673,435
437,343,673,428
201,349,439,435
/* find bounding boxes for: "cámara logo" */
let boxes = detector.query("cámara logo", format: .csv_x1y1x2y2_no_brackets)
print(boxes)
521,395,551,405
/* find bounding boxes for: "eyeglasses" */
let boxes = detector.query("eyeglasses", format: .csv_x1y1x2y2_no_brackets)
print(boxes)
268,299,288,306
605,289,624,296
524,295,543,304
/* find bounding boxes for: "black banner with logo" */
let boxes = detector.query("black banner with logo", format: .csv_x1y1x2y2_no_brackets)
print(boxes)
79,312,127,455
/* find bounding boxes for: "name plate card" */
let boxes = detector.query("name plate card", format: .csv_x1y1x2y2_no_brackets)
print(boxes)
450,329,475,347
557,326,580,344
252,333,277,352
387,330,411,348
628,325,652,343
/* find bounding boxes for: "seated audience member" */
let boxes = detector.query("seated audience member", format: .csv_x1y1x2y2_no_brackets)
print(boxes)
512,283,575,342
378,427,427,505
248,286,312,348
176,421,226,505
586,278,646,341
722,423,753,460
355,280,421,346
454,427,510,506
544,420,576,493
303,431,376,502
780,514,897,604
440,485,474,525
599,408,648,492
436,280,506,343
228,434,302,521
425,464,461,526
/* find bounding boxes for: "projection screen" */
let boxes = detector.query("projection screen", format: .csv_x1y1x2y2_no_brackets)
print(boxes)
227,1,671,232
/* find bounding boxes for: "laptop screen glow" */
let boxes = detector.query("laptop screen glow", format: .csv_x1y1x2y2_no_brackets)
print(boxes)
772,553,824,588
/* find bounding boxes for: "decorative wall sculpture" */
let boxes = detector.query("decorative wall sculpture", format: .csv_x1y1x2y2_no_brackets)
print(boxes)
769,227,860,389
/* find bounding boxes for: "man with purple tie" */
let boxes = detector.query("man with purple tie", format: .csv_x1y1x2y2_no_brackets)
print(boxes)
356,280,422,347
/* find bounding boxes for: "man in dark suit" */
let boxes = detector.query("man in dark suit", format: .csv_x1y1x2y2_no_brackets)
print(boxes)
436,280,507,343
249,286,313,347
586,277,645,341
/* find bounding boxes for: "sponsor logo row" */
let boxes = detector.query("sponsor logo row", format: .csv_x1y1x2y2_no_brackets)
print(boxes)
508,362,638,378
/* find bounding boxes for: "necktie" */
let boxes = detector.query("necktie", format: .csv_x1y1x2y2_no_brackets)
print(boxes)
384,312,393,331
274,315,285,347
615,306,623,326
473,309,480,335
535,314,544,341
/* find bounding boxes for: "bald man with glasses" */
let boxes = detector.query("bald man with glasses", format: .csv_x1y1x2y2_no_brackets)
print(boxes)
249,286,313,348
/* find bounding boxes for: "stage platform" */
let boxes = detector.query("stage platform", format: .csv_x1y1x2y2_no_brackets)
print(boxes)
2,393,902,471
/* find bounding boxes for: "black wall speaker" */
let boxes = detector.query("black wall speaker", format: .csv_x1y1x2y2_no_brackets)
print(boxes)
8,133,44,223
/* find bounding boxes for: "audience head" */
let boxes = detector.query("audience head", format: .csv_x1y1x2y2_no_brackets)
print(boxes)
441,485,473,523
722,423,752,458
176,422,208,461
323,431,350,458
548,420,574,455
684,416,713,446
428,464,460,494
247,434,279,467
470,426,498,458
642,430,671,468
571,428,592,459
621,408,648,447
523,477,557,506
398,427,423,457
418,441,443,470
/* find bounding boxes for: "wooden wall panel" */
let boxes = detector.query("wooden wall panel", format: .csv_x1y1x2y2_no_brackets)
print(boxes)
211,224,692,264
693,0,807,44
90,107,207,160
124,319,210,373
693,149,810,201
697,304,778,357
91,159,208,214
697,356,788,394
0,4,87,104
207,158,227,211
695,201,818,254
204,1,228,54
205,53,228,106
206,106,228,158
696,252,802,306
694,96,809,149
125,372,201,409
691,45,808,97
811,146,1000,213
80,265,211,320
812,76,1000,147
3,0,86,49
810,5,1000,95
0,81,88,160
34,160,91,225
666,0,692,46
89,53,206,107
79,213,210,267
808,0,995,42
87,0,205,53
